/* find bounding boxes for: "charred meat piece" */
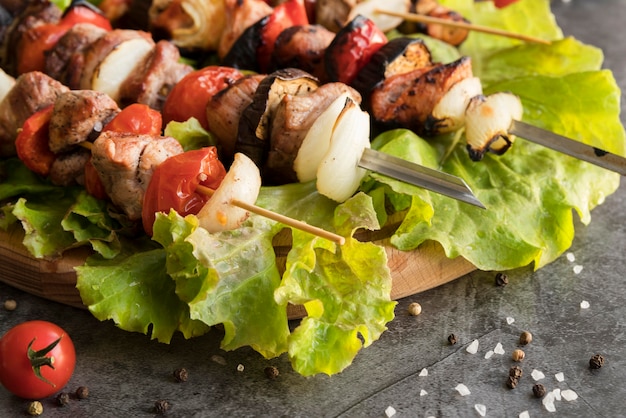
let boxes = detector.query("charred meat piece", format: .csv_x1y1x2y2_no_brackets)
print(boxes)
0,71,68,157
315,0,356,33
119,39,193,110
369,56,473,134
48,90,120,153
218,0,272,59
271,24,335,80
235,68,319,168
44,22,108,88
49,147,91,186
206,74,265,163
265,82,361,184
91,131,184,220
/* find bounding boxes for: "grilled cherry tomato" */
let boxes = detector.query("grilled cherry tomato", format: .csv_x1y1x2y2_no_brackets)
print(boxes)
0,321,76,400
494,0,519,7
142,147,227,235
60,2,113,30
161,66,244,130
103,103,162,135
15,105,56,177
325,15,387,85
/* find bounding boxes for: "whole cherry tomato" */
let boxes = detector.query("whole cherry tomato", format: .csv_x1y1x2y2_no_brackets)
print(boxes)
161,66,243,131
60,3,113,30
142,147,227,235
0,321,76,400
15,105,56,177
103,103,162,135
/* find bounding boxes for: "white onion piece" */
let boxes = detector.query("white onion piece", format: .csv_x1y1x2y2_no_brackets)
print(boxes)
294,93,353,182
431,77,483,134
348,0,410,32
197,153,261,233
316,98,370,202
91,38,154,102
0,68,15,103
464,92,523,161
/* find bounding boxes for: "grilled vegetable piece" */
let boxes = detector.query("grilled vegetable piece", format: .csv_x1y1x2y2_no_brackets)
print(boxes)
325,14,387,85
347,0,410,32
265,82,361,184
206,74,265,163
236,68,319,169
197,152,261,233
15,105,56,177
271,24,335,79
0,71,68,157
0,67,15,102
351,36,432,99
368,56,474,134
426,76,482,135
91,131,184,220
316,97,370,202
48,90,120,153
465,92,523,161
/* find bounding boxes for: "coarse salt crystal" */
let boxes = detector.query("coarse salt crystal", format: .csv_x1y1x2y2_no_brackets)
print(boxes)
466,339,479,354
494,342,505,355
573,265,583,274
484,350,494,359
553,388,561,401
385,406,396,417
419,368,428,377
531,369,545,381
542,391,556,412
236,363,245,372
566,252,575,262
561,389,578,401
580,300,590,309
474,404,487,417
506,317,515,325
555,372,565,382
519,411,530,418
455,383,471,396
420,389,428,396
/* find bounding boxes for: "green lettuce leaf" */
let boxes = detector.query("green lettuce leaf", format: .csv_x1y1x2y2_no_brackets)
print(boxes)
164,117,217,151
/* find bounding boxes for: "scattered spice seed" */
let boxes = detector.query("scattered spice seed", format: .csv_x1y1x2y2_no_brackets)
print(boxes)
519,331,533,345
506,376,519,389
154,400,171,414
56,392,71,406
407,302,422,316
512,349,525,362
509,366,523,379
495,272,509,286
4,299,16,311
533,383,547,398
447,334,458,345
75,386,89,399
264,366,279,379
27,401,43,416
589,354,605,369
173,368,188,383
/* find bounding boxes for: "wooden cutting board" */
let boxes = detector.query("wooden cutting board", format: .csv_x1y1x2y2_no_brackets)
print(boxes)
0,224,475,319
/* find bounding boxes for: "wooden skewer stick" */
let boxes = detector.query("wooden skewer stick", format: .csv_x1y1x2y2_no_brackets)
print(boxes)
196,185,346,245
375,9,552,45
80,142,345,244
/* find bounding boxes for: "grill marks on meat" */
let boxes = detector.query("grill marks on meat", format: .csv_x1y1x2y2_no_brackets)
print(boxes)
272,25,335,80
92,131,184,220
0,71,68,156
49,90,120,153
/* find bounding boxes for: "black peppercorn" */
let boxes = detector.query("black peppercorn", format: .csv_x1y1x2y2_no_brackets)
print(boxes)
56,392,70,406
154,400,171,414
75,386,89,399
509,365,523,379
495,272,509,286
264,366,280,379
533,383,546,398
589,354,605,369
506,376,519,389
447,334,458,345
173,368,188,382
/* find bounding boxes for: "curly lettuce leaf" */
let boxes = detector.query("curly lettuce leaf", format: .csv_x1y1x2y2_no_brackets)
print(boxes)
164,117,217,151
0,158,61,201
275,193,396,376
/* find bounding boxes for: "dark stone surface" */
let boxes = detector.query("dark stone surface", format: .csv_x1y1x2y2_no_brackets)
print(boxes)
1,1,625,416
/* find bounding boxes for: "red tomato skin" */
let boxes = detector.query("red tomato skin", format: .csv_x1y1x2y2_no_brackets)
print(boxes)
161,66,244,130
17,24,68,74
103,103,162,135
142,147,227,235
494,0,519,7
15,105,56,177
60,5,113,31
0,321,76,400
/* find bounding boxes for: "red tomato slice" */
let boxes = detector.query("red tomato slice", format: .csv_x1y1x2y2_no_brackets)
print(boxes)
142,147,227,235
0,321,75,400
60,4,113,31
103,103,162,135
161,66,244,130
15,106,56,177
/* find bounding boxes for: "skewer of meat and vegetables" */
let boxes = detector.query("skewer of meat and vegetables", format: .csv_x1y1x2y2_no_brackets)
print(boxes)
0,0,624,377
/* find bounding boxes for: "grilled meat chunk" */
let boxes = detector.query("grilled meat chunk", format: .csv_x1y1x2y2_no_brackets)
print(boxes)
91,131,183,220
0,71,68,156
271,24,335,80
218,0,272,59
49,147,91,186
48,89,120,153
